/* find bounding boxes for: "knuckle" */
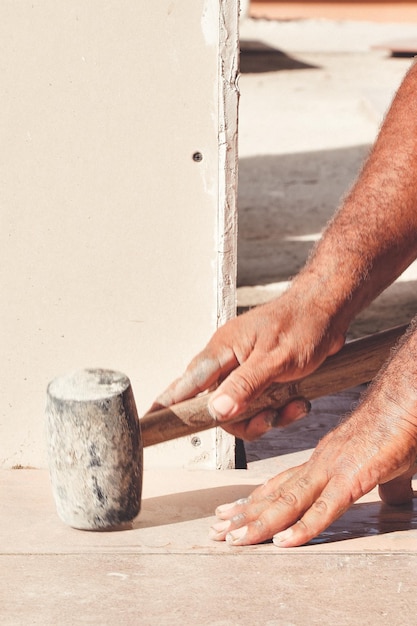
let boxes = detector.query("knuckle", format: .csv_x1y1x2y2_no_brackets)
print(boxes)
251,517,271,539
229,374,257,398
231,512,247,526
268,477,310,510
278,489,299,508
296,476,310,490
184,356,220,391
295,518,310,533
312,498,329,515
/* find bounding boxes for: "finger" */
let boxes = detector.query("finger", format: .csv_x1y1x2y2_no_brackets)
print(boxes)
219,398,311,441
225,477,322,546
219,412,278,441
209,467,304,542
272,478,354,547
209,497,252,542
378,465,417,505
149,348,239,411
215,465,303,520
208,351,284,420
270,397,311,427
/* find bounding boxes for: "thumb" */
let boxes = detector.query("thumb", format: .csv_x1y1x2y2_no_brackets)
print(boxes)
208,354,273,421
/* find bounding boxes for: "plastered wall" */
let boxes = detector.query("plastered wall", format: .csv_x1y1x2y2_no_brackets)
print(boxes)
0,1,238,469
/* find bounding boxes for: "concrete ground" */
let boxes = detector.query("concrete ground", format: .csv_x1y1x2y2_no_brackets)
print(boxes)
3,11,417,626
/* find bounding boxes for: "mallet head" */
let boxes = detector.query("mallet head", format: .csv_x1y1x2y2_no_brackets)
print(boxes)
45,368,142,530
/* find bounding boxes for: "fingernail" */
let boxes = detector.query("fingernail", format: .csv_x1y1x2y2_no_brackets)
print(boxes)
226,525,248,544
216,501,236,515
209,394,237,419
273,528,293,544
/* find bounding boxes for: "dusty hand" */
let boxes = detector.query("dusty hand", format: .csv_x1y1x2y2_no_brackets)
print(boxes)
209,377,417,547
151,293,345,439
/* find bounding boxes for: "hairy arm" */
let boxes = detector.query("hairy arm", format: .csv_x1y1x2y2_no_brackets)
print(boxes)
297,59,417,334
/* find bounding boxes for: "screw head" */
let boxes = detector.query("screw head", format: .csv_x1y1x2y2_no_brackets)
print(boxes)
191,436,201,447
192,152,203,162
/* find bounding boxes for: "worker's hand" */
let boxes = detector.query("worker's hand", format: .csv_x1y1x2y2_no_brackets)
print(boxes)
151,292,345,440
209,336,417,547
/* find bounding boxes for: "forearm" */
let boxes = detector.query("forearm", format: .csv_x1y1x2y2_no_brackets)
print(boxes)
292,60,417,333
365,319,417,429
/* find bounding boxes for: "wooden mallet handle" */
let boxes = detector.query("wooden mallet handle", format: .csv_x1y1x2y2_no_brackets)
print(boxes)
141,325,407,446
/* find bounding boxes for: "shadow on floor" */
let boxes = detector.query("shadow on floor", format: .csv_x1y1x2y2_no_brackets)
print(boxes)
240,39,320,73
136,484,255,527
309,498,417,545
238,146,370,286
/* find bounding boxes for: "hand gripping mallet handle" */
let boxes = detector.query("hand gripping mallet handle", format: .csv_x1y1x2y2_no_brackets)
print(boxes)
140,324,406,446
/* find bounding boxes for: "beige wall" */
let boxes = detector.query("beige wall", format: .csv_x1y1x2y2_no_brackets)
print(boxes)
0,1,238,468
